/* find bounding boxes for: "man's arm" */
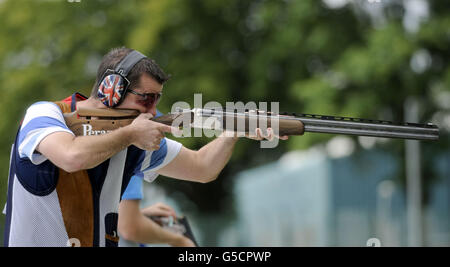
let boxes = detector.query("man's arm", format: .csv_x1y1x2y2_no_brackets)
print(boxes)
157,134,239,183
157,128,288,183
118,200,195,247
37,113,174,173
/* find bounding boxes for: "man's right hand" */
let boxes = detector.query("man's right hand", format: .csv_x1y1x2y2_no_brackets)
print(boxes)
128,113,179,151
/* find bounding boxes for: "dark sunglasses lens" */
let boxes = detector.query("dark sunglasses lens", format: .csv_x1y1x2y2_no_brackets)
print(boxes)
144,93,161,105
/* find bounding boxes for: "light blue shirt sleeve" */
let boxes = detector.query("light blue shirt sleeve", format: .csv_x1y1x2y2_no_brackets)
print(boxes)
122,175,144,200
133,138,182,183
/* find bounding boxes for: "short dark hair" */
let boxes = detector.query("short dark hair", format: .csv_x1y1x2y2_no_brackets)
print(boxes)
91,47,170,98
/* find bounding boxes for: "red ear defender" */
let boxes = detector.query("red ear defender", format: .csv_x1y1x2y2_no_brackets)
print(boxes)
97,50,147,108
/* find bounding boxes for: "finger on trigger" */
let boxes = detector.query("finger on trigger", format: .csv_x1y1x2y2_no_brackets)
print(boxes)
158,124,179,135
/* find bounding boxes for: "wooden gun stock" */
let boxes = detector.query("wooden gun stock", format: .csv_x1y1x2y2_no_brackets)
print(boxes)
63,108,139,136
63,108,179,136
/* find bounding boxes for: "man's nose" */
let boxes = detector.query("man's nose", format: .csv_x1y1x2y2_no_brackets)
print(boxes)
147,105,157,117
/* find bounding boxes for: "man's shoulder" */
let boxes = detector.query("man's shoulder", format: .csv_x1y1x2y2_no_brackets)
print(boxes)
24,101,66,117
27,101,60,108
24,101,64,114
20,101,68,131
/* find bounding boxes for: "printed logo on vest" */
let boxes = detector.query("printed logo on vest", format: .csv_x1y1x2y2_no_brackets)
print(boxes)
83,124,112,136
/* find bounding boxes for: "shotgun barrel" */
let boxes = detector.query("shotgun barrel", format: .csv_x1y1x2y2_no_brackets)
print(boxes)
191,108,439,141
292,113,438,141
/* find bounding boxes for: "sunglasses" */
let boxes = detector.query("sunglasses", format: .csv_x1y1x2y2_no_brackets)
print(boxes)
128,89,162,106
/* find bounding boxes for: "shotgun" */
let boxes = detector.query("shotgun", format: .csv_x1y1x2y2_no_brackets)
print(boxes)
63,107,439,141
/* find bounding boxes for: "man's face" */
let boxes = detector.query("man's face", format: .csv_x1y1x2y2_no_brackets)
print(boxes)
116,73,163,116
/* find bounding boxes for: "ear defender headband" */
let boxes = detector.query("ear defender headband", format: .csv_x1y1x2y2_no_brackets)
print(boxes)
97,50,147,107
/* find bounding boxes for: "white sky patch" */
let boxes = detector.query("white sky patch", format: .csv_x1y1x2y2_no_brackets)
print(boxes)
403,0,429,33
322,0,349,9
84,53,102,76
3,49,33,70
410,49,432,74
323,0,429,33
358,136,377,149
326,136,355,158
324,70,348,89
431,85,450,110
432,112,450,132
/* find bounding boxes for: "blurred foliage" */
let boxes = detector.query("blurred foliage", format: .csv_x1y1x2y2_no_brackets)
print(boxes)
0,0,449,217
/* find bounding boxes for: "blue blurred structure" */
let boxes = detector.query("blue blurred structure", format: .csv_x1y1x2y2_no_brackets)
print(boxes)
136,145,449,247
226,148,449,247
428,153,450,245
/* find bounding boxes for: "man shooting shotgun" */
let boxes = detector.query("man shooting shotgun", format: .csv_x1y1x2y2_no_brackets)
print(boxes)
4,47,281,247
4,46,438,247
